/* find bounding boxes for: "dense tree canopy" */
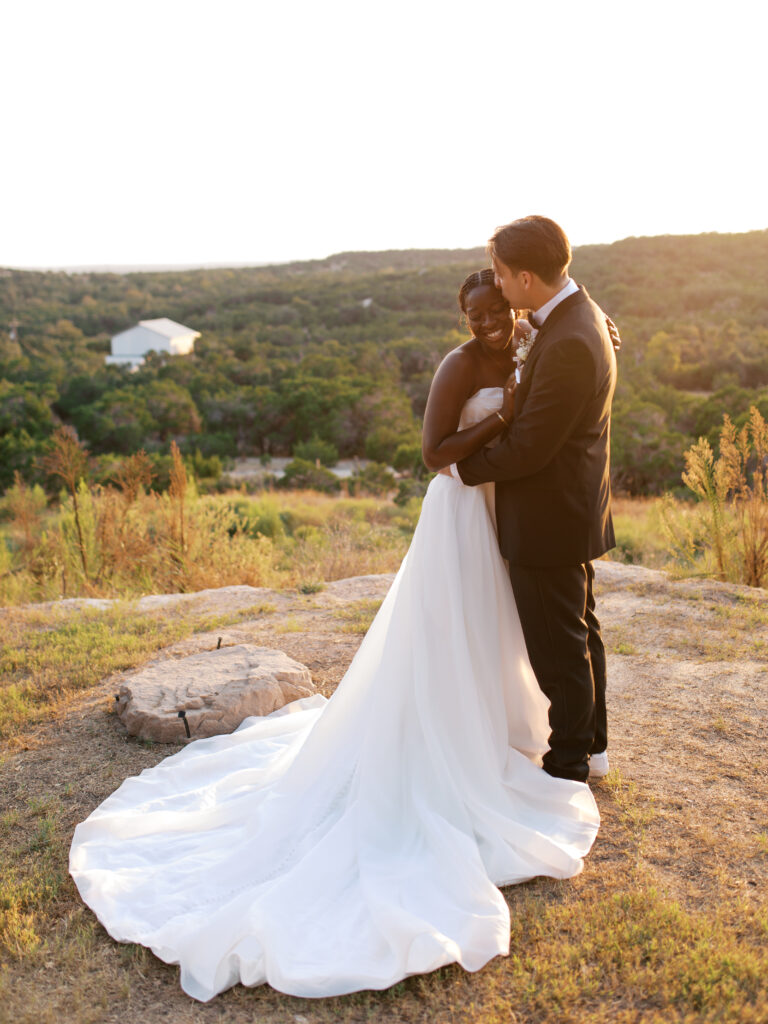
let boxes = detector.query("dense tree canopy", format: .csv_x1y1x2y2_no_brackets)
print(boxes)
1,230,767,494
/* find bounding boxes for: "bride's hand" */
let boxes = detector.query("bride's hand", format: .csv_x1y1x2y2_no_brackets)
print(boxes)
500,375,516,422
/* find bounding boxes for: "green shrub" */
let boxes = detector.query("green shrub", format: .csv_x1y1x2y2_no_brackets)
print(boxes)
394,477,430,506
292,435,339,467
393,442,426,478
184,448,223,481
233,496,287,540
277,459,341,494
347,462,396,496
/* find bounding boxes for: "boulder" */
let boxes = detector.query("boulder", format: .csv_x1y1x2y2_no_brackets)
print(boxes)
115,644,315,743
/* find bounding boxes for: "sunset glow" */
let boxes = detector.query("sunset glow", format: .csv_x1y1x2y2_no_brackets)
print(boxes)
2,0,766,267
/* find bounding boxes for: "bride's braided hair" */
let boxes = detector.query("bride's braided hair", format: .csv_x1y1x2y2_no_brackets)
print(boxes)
457,268,502,313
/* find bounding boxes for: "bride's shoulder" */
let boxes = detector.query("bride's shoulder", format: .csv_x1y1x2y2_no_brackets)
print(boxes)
436,339,479,376
431,344,476,392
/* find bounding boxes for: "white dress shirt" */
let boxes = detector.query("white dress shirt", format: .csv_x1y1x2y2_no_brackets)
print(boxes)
528,277,579,329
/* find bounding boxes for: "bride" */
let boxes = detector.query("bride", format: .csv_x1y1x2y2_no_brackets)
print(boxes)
69,270,599,1002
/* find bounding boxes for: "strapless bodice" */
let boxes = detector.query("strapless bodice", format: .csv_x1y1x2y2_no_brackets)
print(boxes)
459,387,504,430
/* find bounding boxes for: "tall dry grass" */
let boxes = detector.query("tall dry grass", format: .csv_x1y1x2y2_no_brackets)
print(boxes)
0,445,417,606
17,411,768,602
660,406,768,587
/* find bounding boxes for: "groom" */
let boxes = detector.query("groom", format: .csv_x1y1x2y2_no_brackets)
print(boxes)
455,216,617,783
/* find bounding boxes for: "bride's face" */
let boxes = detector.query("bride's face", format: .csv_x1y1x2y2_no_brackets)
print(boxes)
464,284,514,351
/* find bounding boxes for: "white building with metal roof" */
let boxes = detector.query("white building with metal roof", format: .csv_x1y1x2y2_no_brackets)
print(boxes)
106,318,200,370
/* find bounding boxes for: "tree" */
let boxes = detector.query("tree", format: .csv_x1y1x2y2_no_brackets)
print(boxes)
293,435,338,466
0,429,43,491
86,390,154,454
141,380,202,441
0,380,54,439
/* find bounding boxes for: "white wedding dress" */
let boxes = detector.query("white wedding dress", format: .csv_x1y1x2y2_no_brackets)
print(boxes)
69,387,599,1001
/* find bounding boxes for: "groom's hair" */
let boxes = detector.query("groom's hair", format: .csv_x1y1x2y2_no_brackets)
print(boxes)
489,216,571,285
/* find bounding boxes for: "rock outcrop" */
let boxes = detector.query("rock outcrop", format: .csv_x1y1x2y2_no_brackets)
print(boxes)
115,644,315,743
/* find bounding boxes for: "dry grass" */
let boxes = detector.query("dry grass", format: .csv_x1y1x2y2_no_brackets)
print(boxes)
1,563,767,1023
0,601,277,744
608,496,686,570
677,408,768,587
0,488,415,608
333,598,384,634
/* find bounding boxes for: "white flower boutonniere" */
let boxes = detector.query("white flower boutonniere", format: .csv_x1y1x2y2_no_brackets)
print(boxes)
514,319,537,383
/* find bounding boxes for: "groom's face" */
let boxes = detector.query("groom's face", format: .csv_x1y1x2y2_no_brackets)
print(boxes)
492,256,527,309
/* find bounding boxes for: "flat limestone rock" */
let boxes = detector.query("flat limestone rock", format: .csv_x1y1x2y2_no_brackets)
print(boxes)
317,574,396,605
24,584,278,617
116,644,315,743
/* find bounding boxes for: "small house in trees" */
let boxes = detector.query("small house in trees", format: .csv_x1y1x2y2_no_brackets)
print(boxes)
106,318,200,370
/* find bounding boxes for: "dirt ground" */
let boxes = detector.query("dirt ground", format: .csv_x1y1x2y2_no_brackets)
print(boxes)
1,561,767,1024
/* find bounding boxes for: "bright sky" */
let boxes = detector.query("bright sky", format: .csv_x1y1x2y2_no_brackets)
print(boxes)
2,0,766,268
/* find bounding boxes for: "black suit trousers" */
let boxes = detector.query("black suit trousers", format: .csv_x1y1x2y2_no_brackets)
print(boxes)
508,561,607,782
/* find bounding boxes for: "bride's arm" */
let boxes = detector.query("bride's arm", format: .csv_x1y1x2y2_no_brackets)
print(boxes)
421,351,514,472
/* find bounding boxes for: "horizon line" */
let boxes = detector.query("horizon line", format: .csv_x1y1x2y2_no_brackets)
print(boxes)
2,226,767,275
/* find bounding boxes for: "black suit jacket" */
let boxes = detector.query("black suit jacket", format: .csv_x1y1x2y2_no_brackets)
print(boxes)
457,286,617,567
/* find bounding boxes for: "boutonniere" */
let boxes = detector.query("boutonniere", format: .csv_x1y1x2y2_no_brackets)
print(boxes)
513,320,537,382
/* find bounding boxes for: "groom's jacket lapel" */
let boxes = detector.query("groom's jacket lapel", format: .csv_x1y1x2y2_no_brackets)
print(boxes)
516,288,589,409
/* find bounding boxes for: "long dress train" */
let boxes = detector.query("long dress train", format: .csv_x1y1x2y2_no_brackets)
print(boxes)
69,387,600,1001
